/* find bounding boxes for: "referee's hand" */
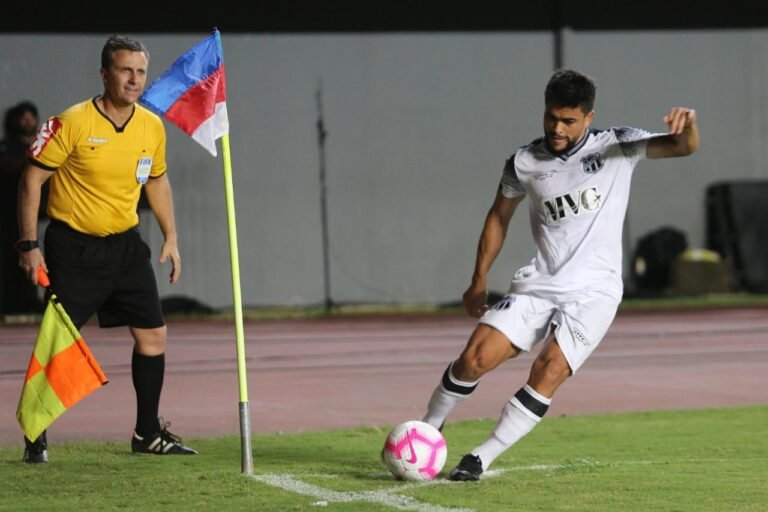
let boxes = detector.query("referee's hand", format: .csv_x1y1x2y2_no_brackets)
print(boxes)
159,240,181,284
18,249,47,286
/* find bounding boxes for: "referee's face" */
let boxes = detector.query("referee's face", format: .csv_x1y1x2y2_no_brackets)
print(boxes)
102,50,148,108
543,104,594,154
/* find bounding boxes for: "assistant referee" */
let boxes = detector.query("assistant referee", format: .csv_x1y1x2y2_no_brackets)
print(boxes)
17,35,197,462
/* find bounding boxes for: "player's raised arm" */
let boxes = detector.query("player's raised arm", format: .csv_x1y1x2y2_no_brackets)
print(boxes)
646,107,700,159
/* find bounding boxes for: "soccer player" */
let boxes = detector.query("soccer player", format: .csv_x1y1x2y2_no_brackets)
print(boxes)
421,69,699,481
16,35,197,462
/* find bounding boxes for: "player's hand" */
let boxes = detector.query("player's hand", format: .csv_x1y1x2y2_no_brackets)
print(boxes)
159,239,182,284
663,107,696,135
462,284,489,318
18,249,46,285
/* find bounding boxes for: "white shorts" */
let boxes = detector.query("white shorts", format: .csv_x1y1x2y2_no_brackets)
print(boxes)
479,292,619,373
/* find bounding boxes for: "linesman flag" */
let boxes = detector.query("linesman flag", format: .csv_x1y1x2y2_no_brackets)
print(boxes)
140,29,229,156
17,269,108,442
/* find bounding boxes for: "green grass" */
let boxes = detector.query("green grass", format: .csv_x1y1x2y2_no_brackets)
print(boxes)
2,406,766,511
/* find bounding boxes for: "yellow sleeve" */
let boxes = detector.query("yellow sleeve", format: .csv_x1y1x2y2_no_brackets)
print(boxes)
150,117,167,178
29,114,75,169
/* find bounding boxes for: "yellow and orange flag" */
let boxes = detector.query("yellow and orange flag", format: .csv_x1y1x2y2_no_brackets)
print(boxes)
16,269,108,441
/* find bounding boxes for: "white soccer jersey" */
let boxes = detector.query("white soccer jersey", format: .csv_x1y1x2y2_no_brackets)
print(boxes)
500,127,661,301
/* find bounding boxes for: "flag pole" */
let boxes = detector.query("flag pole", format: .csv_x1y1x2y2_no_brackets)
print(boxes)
220,133,253,475
138,28,252,473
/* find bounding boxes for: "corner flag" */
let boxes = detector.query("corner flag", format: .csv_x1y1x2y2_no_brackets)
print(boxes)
139,29,253,474
140,29,229,156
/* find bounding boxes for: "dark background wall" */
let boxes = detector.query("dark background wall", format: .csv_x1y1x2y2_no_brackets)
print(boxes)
3,1,767,33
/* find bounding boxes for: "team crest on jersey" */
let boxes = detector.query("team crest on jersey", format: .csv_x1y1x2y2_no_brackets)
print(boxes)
29,118,61,158
580,152,604,174
542,186,602,223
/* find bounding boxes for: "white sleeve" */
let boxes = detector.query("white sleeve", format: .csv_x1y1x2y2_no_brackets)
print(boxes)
499,155,526,198
613,126,663,167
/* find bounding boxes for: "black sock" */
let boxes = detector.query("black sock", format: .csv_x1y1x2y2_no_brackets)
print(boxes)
132,351,165,437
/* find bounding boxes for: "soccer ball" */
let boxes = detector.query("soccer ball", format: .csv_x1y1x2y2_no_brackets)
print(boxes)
381,420,447,481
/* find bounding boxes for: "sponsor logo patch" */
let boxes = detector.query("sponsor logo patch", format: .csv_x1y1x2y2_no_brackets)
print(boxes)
542,187,602,223
29,118,61,158
571,327,590,346
490,295,517,311
533,170,555,181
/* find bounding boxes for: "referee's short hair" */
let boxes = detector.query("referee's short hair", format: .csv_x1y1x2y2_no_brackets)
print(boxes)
101,35,149,70
545,69,597,114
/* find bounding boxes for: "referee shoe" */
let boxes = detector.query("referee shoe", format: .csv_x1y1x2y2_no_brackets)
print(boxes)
131,419,197,455
23,431,48,464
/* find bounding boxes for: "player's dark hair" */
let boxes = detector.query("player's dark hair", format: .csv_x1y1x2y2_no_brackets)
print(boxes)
101,35,149,69
545,69,596,114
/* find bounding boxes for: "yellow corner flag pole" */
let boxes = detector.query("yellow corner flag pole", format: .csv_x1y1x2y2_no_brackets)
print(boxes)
140,28,251,474
220,133,253,475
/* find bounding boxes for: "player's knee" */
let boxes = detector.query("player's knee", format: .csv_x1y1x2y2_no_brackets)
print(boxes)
455,351,495,381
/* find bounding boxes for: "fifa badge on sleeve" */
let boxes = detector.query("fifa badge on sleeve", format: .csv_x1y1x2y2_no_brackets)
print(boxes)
135,157,152,184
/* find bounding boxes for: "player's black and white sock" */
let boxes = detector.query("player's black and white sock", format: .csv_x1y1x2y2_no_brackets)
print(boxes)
422,362,479,430
472,384,551,470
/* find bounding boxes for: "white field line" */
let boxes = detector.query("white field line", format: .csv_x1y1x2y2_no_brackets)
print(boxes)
249,458,742,511
250,472,501,512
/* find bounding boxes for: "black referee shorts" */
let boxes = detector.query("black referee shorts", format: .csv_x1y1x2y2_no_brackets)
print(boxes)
43,220,165,330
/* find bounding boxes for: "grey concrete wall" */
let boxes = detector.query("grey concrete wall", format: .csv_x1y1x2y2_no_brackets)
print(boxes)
1,30,764,308
565,29,768,274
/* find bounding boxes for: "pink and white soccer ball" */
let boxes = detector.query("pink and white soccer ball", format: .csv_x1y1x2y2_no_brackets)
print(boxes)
382,420,447,481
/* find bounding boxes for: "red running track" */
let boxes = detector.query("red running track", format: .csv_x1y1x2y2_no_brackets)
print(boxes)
1,309,766,446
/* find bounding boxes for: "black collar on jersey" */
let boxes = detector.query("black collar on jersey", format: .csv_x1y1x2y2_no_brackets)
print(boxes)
92,96,135,133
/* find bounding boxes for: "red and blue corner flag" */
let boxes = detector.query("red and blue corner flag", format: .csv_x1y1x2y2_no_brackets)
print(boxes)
140,29,228,156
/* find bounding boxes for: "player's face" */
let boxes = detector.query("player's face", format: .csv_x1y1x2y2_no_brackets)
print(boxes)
101,50,148,107
543,104,594,154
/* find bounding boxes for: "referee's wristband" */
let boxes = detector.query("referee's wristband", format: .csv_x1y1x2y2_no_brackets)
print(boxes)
15,240,39,253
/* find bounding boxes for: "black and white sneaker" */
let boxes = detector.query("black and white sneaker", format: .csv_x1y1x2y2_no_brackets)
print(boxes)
131,419,197,455
449,453,483,481
23,431,48,463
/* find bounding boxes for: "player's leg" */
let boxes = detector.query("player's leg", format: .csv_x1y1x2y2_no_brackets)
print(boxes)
422,324,521,430
423,294,547,430
462,336,568,477
98,229,196,455
452,294,619,481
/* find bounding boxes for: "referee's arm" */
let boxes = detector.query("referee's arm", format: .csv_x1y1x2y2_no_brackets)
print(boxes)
17,163,53,284
144,173,181,284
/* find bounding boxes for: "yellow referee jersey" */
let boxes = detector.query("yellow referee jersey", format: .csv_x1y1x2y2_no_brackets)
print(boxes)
29,98,167,236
